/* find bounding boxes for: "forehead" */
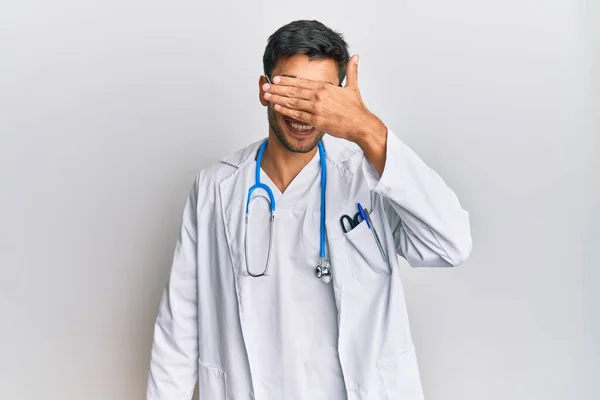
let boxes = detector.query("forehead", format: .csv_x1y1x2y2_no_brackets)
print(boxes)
272,54,339,85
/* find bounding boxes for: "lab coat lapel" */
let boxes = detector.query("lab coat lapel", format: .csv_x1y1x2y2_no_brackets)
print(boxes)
219,142,261,288
219,166,249,290
320,136,362,292
218,141,263,393
322,156,354,305
321,137,370,395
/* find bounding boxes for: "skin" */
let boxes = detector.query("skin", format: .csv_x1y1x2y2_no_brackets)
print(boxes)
259,54,388,192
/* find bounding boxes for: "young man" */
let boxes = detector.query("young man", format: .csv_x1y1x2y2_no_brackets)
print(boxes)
147,20,472,400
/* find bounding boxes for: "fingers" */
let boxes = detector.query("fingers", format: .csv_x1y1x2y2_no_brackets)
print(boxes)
263,83,313,100
264,93,313,112
272,104,314,125
344,54,359,89
271,76,325,89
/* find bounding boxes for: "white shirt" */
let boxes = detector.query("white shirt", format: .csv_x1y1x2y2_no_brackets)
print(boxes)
241,151,347,399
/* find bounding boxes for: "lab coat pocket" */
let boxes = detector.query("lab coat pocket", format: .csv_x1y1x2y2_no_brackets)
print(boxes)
378,347,424,400
197,360,228,399
343,210,391,281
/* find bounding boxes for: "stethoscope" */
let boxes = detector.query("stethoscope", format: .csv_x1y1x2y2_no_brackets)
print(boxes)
243,139,332,283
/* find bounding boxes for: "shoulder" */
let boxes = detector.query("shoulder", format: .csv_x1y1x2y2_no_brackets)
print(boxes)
321,135,365,171
195,139,264,188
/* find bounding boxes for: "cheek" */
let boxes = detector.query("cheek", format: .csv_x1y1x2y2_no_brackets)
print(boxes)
275,110,288,125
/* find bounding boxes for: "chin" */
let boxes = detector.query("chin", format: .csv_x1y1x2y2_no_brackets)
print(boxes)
277,118,323,153
279,130,323,154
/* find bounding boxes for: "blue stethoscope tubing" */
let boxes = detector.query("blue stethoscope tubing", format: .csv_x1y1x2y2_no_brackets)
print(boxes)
244,139,330,281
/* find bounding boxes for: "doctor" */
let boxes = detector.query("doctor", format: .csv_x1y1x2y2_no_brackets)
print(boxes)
147,20,472,400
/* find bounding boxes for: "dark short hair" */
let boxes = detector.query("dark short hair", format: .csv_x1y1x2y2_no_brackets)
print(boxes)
263,20,350,85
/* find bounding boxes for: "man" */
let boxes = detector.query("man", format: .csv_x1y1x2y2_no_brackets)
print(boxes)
147,20,472,400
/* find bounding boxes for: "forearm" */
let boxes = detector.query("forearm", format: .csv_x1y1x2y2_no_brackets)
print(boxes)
363,130,472,266
353,113,388,176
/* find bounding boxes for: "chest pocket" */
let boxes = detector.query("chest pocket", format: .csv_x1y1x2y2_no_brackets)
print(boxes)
342,208,391,282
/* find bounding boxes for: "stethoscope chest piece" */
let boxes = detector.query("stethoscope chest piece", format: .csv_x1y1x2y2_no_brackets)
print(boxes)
315,259,332,283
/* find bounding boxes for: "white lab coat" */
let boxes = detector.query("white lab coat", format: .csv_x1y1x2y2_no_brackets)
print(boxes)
147,129,472,400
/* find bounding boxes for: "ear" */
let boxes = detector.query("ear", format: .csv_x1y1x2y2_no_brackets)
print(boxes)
259,75,269,106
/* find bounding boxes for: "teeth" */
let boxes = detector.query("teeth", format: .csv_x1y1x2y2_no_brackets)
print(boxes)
287,120,313,132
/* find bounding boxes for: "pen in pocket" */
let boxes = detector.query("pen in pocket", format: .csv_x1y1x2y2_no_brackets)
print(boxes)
357,203,388,263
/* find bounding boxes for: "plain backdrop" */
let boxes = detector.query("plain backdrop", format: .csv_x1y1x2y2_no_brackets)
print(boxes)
1,1,598,399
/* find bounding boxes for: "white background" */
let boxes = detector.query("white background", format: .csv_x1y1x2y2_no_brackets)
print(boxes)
1,1,598,399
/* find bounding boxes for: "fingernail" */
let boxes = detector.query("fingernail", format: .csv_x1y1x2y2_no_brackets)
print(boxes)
264,92,271,99
274,104,281,110
263,83,270,91
273,76,281,84
354,54,360,64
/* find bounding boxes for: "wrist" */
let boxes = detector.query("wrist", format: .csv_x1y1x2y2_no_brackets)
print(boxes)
353,114,388,153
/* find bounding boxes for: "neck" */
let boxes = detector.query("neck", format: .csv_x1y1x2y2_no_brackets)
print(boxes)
261,132,318,193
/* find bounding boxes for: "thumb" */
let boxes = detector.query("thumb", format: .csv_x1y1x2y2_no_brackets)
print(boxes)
344,54,359,89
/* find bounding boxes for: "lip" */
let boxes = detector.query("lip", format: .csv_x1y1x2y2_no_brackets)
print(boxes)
284,118,316,137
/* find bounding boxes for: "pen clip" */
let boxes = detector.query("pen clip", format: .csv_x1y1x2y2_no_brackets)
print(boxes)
356,203,371,229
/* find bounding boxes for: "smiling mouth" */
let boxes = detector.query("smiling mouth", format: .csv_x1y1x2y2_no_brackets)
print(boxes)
285,118,315,134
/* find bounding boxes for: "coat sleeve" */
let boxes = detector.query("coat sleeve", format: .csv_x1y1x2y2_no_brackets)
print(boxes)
363,129,472,267
147,176,200,399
